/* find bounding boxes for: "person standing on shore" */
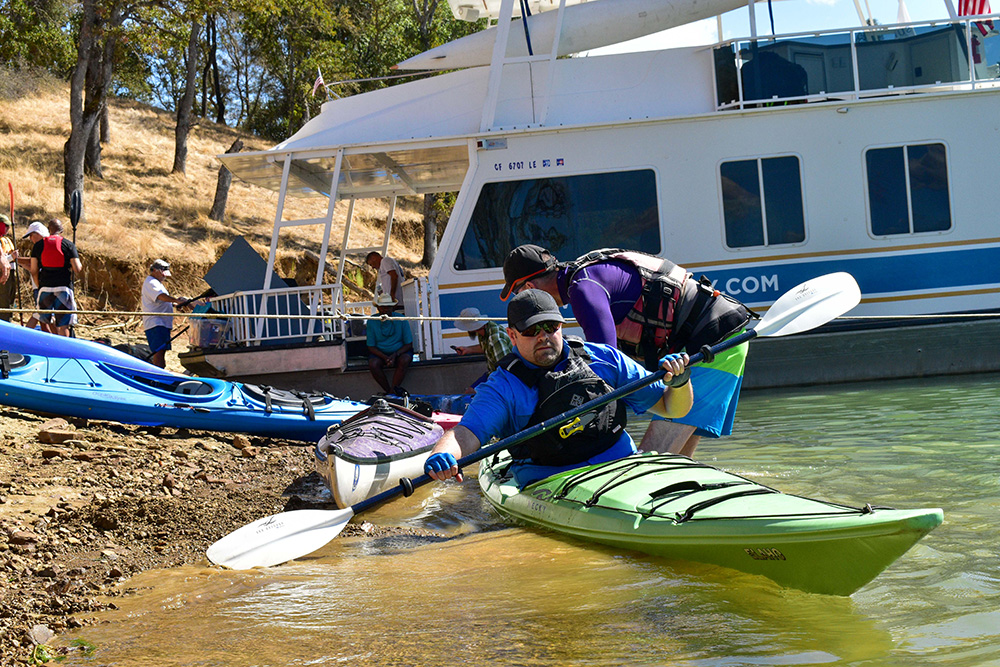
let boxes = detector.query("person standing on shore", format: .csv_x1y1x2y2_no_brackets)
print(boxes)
17,221,49,331
141,259,189,368
0,214,18,323
30,219,82,337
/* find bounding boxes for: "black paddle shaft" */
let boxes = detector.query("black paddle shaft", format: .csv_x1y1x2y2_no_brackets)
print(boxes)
351,328,759,515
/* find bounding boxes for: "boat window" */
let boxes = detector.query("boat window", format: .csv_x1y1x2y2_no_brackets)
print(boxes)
865,143,951,236
720,156,805,249
454,170,660,271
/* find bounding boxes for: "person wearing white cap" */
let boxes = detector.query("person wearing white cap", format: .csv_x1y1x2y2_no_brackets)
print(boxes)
17,221,50,330
29,218,82,337
366,293,413,395
452,306,513,391
141,259,189,368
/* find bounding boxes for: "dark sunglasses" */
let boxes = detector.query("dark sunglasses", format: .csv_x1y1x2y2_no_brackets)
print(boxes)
520,321,561,337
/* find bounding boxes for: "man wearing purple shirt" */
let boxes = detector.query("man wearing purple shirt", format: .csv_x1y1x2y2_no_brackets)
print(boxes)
498,245,750,457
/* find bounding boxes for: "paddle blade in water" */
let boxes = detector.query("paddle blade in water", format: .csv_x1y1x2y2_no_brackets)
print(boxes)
754,272,861,338
207,508,355,569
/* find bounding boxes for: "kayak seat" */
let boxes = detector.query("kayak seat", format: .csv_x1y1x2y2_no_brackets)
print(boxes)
177,380,214,396
1,350,27,378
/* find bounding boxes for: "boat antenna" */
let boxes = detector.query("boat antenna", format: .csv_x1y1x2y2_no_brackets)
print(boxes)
518,0,535,56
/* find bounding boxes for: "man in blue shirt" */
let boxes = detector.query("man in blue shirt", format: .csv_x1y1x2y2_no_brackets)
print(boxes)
366,293,414,395
425,289,692,487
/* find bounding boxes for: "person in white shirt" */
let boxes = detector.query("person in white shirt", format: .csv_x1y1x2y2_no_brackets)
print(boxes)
365,251,405,307
141,259,188,368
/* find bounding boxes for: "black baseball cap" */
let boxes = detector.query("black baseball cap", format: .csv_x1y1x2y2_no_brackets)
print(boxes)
507,289,565,333
500,244,557,301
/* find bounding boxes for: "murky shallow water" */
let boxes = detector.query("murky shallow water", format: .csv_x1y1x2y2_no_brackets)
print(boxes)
59,374,1000,666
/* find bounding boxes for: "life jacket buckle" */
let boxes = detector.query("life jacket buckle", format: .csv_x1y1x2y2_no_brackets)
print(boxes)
558,411,597,439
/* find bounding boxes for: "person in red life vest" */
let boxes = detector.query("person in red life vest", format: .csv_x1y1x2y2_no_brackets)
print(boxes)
17,221,50,331
499,245,751,458
29,218,82,337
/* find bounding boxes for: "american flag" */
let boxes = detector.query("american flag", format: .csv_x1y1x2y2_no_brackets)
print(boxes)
311,69,325,97
959,0,994,35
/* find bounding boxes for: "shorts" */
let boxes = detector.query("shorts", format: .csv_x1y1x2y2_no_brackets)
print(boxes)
650,332,748,438
144,326,173,353
37,286,78,328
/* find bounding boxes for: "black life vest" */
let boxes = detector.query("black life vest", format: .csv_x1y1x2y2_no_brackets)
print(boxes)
500,337,626,466
565,248,751,369
40,235,66,268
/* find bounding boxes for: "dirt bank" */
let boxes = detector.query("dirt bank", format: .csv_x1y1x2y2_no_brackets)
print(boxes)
0,344,427,666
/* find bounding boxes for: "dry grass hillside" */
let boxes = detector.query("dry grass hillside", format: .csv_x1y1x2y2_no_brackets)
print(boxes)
0,68,427,320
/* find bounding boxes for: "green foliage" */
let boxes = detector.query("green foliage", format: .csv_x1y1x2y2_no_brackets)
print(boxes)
334,0,481,95
0,0,75,73
69,638,97,656
12,0,485,141
28,638,97,664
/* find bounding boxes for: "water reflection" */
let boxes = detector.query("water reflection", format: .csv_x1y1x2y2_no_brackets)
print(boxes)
60,374,1000,666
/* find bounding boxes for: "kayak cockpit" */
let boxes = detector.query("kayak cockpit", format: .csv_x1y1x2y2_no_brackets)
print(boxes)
98,363,225,402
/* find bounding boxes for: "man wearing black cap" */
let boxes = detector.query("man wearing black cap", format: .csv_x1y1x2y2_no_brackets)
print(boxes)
497,244,750,458
424,289,692,488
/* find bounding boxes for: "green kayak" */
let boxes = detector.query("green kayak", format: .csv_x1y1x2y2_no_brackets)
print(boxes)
478,451,943,596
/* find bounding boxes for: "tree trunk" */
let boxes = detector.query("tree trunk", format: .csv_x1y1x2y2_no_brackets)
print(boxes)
63,0,98,212
421,193,439,267
100,104,110,143
209,138,243,222
85,119,103,178
81,5,117,180
208,15,225,125
173,19,202,175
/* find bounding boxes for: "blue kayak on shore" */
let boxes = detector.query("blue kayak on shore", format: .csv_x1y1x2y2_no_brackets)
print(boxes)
0,319,169,374
0,349,369,442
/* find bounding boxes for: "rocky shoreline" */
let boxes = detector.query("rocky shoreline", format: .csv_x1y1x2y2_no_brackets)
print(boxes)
0,404,395,666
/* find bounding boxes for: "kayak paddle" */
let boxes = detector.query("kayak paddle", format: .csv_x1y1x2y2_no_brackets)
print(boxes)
69,189,82,245
8,182,24,325
207,271,861,569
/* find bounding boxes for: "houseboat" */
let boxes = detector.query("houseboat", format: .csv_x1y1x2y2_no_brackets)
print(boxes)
179,0,1000,396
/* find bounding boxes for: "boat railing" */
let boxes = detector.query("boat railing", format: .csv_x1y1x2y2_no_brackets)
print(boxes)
714,16,1000,110
208,283,347,348
336,277,435,360
206,277,439,359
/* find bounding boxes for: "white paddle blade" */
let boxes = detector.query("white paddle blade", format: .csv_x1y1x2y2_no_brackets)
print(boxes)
207,508,355,569
754,272,861,338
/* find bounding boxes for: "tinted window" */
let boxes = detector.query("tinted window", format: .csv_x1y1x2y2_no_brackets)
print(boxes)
721,156,804,248
867,143,951,236
454,170,660,271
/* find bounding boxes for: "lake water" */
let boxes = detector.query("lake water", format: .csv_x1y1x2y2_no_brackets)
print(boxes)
59,373,1000,666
